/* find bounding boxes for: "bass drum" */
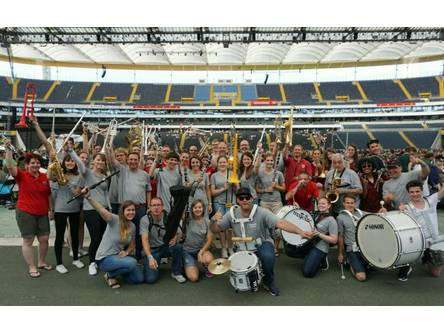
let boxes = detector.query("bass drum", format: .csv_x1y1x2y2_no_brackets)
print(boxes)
356,211,425,269
276,206,315,258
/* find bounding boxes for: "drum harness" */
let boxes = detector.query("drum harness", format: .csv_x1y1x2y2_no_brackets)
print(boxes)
339,208,364,252
406,197,440,245
229,204,261,252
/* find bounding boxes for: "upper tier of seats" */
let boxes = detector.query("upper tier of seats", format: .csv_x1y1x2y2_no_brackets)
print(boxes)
0,75,442,106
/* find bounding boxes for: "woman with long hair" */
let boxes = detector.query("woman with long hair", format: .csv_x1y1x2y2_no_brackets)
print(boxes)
49,154,85,274
210,155,236,258
345,144,359,171
256,152,285,214
188,156,212,216
68,147,110,276
302,197,338,278
239,151,260,204
358,157,384,213
311,148,325,185
82,191,143,289
182,199,214,282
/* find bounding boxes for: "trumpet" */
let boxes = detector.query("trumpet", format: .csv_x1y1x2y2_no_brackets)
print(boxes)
228,132,240,184
100,119,118,154
284,107,294,147
0,134,18,154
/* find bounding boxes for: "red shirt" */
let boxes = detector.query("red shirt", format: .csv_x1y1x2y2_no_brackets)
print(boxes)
286,180,319,212
14,169,51,216
284,157,313,189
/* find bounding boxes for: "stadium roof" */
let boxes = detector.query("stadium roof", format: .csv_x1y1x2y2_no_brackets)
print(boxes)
1,27,444,70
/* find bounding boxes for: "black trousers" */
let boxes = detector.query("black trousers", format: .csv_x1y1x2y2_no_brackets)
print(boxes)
83,210,107,264
54,212,80,265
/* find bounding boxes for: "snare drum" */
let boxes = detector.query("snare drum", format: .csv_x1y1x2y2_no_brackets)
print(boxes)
429,242,444,267
276,206,315,258
356,211,425,269
229,251,262,292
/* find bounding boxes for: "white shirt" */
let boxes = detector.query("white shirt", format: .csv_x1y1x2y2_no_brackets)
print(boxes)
406,193,439,243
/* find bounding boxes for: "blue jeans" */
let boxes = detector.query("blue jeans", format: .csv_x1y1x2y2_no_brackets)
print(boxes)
346,251,367,274
183,250,199,268
256,241,275,286
302,246,326,278
133,205,147,260
98,255,143,284
143,243,184,284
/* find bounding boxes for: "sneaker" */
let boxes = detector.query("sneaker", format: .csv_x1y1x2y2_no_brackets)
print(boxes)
73,260,85,269
398,265,413,282
204,268,214,278
160,257,169,264
321,257,329,271
221,248,228,259
56,264,68,274
171,273,186,283
88,262,98,276
263,283,280,296
228,248,234,256
79,249,88,257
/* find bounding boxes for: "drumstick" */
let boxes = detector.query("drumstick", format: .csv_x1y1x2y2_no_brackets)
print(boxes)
340,262,346,280
380,200,385,209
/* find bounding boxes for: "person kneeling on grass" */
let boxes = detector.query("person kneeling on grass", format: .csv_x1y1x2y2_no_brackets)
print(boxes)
82,188,143,288
182,199,215,282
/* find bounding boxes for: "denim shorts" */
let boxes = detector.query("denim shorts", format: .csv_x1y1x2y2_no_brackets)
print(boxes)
346,251,367,274
183,250,199,267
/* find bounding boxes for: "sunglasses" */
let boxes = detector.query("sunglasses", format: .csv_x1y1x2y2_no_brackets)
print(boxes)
238,195,251,201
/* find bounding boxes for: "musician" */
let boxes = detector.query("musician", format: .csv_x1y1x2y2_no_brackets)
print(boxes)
68,148,109,276
188,156,212,216
337,194,367,281
383,158,429,210
182,199,215,281
158,144,171,169
239,139,250,155
257,152,285,214
188,145,199,158
49,154,85,274
366,139,386,172
82,191,144,288
302,197,338,278
239,151,260,204
211,187,312,296
5,148,53,278
358,158,384,213
325,154,363,215
180,151,191,184
210,155,236,258
285,171,320,212
310,148,325,184
140,197,186,284
345,144,359,171
109,147,128,214
107,149,151,261
283,144,313,189
149,151,181,214
395,180,444,280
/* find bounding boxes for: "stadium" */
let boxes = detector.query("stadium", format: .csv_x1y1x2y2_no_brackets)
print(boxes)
1,26,444,308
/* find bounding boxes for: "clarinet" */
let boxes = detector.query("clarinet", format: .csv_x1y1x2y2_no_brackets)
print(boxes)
273,151,280,183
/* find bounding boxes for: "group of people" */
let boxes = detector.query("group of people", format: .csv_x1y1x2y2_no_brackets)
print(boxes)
2,116,444,296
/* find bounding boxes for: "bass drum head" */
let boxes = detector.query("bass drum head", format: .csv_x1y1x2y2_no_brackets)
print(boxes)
229,251,258,273
356,214,399,269
277,206,314,246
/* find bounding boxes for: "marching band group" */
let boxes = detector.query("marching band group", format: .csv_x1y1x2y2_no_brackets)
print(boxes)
2,114,444,296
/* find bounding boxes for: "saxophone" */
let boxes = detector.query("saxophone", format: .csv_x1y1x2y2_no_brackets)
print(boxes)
48,151,67,186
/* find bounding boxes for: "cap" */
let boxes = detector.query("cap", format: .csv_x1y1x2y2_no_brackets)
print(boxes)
387,159,401,168
236,187,252,198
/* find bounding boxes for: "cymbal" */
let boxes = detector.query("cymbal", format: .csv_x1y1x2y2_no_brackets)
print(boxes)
208,258,230,275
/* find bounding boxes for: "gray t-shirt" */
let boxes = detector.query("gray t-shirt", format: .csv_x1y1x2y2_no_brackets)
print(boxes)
337,210,364,252
325,168,362,212
108,171,120,204
314,215,338,254
257,169,284,202
139,213,167,250
183,217,210,253
188,171,210,205
210,171,236,205
219,205,279,245
383,169,422,209
50,175,84,213
154,167,181,214
69,150,110,211
95,215,135,261
116,164,151,204
240,171,258,199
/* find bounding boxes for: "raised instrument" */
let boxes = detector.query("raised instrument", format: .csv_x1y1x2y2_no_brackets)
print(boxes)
0,133,18,154
227,132,240,184
16,82,36,129
252,128,266,165
283,106,294,146
67,170,120,203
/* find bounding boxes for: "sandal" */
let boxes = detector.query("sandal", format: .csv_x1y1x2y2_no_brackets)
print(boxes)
29,271,41,278
104,273,120,289
37,264,53,271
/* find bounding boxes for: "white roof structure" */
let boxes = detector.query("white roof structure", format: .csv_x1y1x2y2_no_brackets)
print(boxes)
1,27,443,70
